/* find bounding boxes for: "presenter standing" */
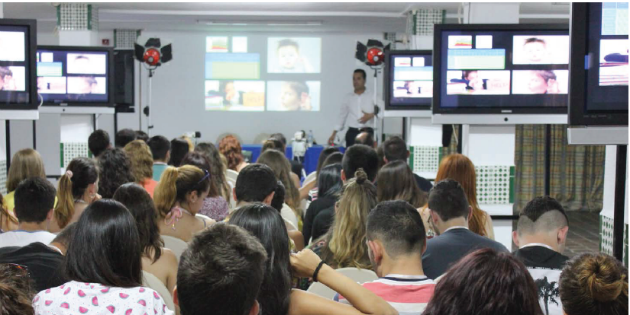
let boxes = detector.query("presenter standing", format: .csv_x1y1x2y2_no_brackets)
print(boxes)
328,69,376,147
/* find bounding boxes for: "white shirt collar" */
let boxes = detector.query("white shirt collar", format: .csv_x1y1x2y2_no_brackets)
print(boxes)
383,274,427,280
519,243,554,251
443,226,469,233
154,162,167,165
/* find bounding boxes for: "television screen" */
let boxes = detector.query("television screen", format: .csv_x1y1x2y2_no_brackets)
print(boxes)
385,50,433,110
37,46,113,106
433,24,569,115
0,19,37,109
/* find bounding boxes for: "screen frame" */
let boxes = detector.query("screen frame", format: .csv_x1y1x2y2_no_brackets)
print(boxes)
568,3,628,127
37,45,115,107
0,18,38,111
432,23,570,116
384,49,433,111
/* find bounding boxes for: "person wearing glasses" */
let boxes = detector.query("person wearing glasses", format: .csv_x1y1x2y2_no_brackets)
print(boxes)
153,165,214,242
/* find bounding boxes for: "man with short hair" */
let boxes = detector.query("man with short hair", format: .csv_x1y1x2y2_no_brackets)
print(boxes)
174,223,268,315
382,136,432,192
310,144,379,242
135,130,149,142
233,164,278,208
0,223,76,291
328,69,377,147
115,128,136,148
422,179,508,279
335,200,435,313
88,129,111,158
0,177,57,248
513,196,570,315
355,131,376,148
148,135,171,181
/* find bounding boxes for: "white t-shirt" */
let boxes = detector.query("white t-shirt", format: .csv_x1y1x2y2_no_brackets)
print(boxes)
0,230,56,248
281,203,299,231
334,89,377,131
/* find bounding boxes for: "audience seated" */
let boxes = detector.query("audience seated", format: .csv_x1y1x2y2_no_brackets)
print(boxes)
4,148,48,218
559,253,628,315
230,203,397,315
113,183,178,293
311,146,341,196
115,128,136,148
0,223,75,292
51,157,100,232
382,136,432,193
32,200,173,315
124,140,159,198
422,179,508,280
423,248,544,315
257,150,303,225
219,134,248,172
135,130,149,142
194,142,232,207
376,160,427,209
303,164,341,245
269,132,304,179
87,129,111,158
513,196,570,315
180,152,229,221
0,193,17,233
355,131,376,148
174,223,268,315
0,177,56,248
310,144,378,242
147,135,171,181
233,164,278,209
97,148,135,199
169,138,191,167
313,169,377,269
0,263,36,314
424,153,494,239
336,200,436,313
154,165,214,242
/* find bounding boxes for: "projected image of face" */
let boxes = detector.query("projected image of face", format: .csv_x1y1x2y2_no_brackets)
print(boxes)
278,41,300,70
222,81,237,105
73,55,91,71
280,81,311,111
527,70,558,94
76,76,98,94
523,38,547,63
0,66,15,91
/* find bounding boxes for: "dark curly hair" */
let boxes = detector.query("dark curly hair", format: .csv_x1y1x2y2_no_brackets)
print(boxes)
113,183,164,263
0,263,35,314
97,148,135,198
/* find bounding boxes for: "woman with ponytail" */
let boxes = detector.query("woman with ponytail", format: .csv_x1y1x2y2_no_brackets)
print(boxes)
313,168,377,269
420,154,494,239
154,165,214,242
559,253,628,315
50,157,99,232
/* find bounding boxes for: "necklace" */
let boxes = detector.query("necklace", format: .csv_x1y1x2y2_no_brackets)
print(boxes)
74,199,88,204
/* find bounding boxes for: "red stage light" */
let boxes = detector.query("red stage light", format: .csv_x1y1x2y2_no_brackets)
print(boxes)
366,47,384,65
143,48,161,66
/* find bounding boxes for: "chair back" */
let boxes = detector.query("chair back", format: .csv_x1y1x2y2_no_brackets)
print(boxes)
160,235,188,261
142,271,175,311
303,171,317,187
226,169,239,183
306,267,378,299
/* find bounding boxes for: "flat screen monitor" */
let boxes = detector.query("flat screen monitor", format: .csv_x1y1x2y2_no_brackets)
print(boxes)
433,24,569,123
569,2,628,126
0,19,37,110
37,46,114,107
384,50,433,112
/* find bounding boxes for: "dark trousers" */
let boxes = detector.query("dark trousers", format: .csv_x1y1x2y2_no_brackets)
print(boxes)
345,127,374,147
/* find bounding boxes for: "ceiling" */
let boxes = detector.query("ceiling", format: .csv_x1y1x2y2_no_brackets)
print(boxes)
2,2,571,33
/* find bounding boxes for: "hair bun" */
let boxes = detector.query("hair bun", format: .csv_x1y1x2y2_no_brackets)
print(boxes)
354,168,368,184
584,257,628,302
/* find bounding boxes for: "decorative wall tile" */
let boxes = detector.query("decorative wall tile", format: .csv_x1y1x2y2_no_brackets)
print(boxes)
61,142,91,170
476,165,514,205
600,214,614,255
409,146,441,173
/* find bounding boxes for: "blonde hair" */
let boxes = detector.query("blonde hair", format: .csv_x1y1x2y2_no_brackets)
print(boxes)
153,165,210,218
7,149,46,192
124,140,154,182
434,154,488,237
323,169,377,269
256,150,301,214
55,157,99,229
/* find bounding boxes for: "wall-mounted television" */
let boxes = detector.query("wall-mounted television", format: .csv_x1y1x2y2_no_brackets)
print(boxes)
0,18,38,111
384,50,433,116
37,45,114,107
432,24,570,124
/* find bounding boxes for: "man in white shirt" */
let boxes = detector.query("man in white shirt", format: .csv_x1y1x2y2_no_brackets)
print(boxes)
0,177,57,248
328,69,377,147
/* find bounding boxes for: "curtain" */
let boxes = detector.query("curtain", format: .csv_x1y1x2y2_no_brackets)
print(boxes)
514,125,605,213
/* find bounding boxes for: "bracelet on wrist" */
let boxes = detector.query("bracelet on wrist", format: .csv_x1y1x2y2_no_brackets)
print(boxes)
312,261,326,282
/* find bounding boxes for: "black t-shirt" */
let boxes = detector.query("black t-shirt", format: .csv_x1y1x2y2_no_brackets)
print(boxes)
414,174,433,193
0,242,65,292
303,195,336,245
311,206,335,243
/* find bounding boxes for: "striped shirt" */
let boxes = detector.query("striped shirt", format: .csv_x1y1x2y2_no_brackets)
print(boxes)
335,274,435,315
